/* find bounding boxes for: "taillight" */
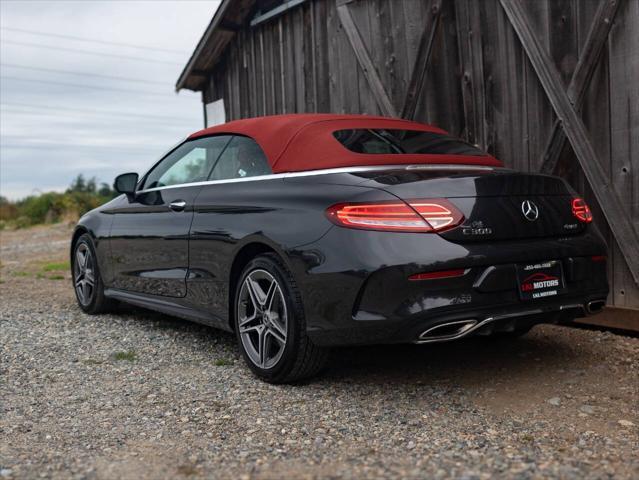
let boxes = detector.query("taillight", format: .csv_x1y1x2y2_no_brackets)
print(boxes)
408,269,467,281
326,199,464,233
326,202,429,232
409,200,464,230
572,197,593,223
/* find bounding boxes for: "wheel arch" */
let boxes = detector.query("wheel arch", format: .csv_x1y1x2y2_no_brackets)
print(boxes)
227,240,290,331
70,226,90,261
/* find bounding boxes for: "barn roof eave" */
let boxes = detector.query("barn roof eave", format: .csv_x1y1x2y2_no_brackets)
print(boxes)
175,0,236,92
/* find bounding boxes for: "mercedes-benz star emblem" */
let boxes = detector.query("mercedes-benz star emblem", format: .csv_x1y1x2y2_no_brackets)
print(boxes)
521,200,539,221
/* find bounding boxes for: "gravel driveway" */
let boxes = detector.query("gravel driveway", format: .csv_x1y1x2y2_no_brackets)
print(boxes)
1,224,638,479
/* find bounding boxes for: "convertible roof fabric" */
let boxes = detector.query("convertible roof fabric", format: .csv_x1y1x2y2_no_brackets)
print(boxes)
188,114,503,173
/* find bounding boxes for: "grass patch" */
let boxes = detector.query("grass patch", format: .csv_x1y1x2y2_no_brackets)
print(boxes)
42,261,70,272
12,271,29,277
35,272,65,280
83,358,103,366
214,358,233,366
113,350,137,362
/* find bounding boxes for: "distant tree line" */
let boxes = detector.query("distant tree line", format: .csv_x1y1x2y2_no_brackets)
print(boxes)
0,175,118,230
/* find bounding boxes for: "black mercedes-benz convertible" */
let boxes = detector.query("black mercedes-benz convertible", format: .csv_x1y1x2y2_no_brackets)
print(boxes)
71,114,608,382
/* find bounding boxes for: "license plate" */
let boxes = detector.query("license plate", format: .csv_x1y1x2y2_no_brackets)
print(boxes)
517,260,564,300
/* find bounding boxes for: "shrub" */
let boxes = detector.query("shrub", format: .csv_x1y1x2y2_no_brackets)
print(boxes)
1,175,117,229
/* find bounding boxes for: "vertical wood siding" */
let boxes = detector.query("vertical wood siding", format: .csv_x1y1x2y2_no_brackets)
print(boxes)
202,0,639,309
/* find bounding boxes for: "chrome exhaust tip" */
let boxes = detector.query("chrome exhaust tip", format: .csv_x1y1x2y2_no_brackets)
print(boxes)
418,319,478,342
586,300,606,315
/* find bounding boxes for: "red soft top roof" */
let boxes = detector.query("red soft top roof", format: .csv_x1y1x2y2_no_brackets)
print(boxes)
188,114,502,173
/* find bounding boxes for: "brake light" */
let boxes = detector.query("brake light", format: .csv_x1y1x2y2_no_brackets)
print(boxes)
409,200,464,231
326,202,429,232
409,269,467,281
572,197,593,223
326,199,464,232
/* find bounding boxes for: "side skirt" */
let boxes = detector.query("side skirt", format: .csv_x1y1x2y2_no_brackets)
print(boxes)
104,288,231,331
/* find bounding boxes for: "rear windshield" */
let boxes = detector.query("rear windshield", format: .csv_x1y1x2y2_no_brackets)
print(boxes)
333,129,486,156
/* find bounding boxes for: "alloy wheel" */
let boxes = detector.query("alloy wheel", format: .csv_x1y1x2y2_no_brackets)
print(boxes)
237,269,288,369
74,242,95,306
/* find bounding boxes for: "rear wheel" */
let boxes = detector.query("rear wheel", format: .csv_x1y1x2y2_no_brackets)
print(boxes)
234,254,328,383
72,234,113,314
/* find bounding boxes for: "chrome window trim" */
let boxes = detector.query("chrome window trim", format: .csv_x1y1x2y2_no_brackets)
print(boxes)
137,136,188,190
135,164,504,194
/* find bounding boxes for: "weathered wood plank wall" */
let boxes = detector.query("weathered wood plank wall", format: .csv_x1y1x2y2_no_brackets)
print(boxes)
202,0,639,309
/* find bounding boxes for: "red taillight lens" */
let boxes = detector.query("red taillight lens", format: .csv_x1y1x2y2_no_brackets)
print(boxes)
326,202,429,232
572,197,593,223
326,199,464,233
409,200,464,231
409,269,467,281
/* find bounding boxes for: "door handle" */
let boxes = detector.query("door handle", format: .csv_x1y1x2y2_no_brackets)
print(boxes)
169,200,187,212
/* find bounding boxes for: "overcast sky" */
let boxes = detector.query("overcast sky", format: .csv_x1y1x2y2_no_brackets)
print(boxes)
0,0,220,200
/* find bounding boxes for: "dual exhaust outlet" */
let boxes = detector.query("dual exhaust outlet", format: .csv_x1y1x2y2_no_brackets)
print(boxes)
586,299,605,314
418,319,479,343
418,299,606,343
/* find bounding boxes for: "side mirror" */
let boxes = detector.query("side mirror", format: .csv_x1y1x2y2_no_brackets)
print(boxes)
114,172,139,195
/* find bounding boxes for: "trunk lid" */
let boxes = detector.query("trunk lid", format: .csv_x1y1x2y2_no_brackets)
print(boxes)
354,167,584,241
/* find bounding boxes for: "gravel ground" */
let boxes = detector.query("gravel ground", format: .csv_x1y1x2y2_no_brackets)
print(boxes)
1,223,638,479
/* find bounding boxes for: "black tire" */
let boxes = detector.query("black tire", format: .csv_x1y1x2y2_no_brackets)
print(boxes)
234,253,328,383
71,234,114,314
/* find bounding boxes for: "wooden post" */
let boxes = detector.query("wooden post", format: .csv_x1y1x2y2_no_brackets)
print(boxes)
401,0,442,120
336,2,398,117
454,0,488,148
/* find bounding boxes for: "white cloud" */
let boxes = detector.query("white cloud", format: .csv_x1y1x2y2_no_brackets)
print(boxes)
0,0,219,199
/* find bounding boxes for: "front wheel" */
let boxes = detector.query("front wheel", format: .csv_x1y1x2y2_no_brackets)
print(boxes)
72,234,114,314
234,254,328,383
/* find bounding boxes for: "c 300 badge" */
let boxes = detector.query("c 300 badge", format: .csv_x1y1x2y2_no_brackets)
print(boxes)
462,220,493,236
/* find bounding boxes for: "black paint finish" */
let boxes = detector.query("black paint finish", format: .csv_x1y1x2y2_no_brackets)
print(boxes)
107,186,202,297
73,167,609,345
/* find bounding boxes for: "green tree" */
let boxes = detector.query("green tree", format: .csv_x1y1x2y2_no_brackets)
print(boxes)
98,182,114,198
68,174,87,193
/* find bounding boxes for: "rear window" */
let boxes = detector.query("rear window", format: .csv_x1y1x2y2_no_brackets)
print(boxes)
333,129,486,156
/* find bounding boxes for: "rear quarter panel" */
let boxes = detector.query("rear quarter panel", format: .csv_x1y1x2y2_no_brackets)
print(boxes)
187,175,399,327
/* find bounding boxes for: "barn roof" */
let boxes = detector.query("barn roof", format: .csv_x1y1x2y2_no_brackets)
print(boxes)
176,0,255,92
187,114,502,173
177,1,324,92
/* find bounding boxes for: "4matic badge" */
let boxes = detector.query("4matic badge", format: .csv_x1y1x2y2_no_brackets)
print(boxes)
462,220,493,236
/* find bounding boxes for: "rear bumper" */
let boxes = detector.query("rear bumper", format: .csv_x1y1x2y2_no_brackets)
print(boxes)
307,294,606,346
291,226,609,347
414,298,606,344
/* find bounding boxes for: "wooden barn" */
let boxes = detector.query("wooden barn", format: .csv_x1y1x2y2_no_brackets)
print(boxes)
176,0,639,316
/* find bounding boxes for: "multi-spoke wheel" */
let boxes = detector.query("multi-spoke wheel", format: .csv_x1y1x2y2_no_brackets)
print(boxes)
234,254,328,383
74,242,95,306
72,234,113,314
238,269,288,369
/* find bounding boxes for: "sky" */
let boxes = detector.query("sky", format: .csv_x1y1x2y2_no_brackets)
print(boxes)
0,0,220,200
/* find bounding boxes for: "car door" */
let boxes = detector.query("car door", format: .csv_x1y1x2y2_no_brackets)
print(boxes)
188,135,273,312
109,135,232,297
